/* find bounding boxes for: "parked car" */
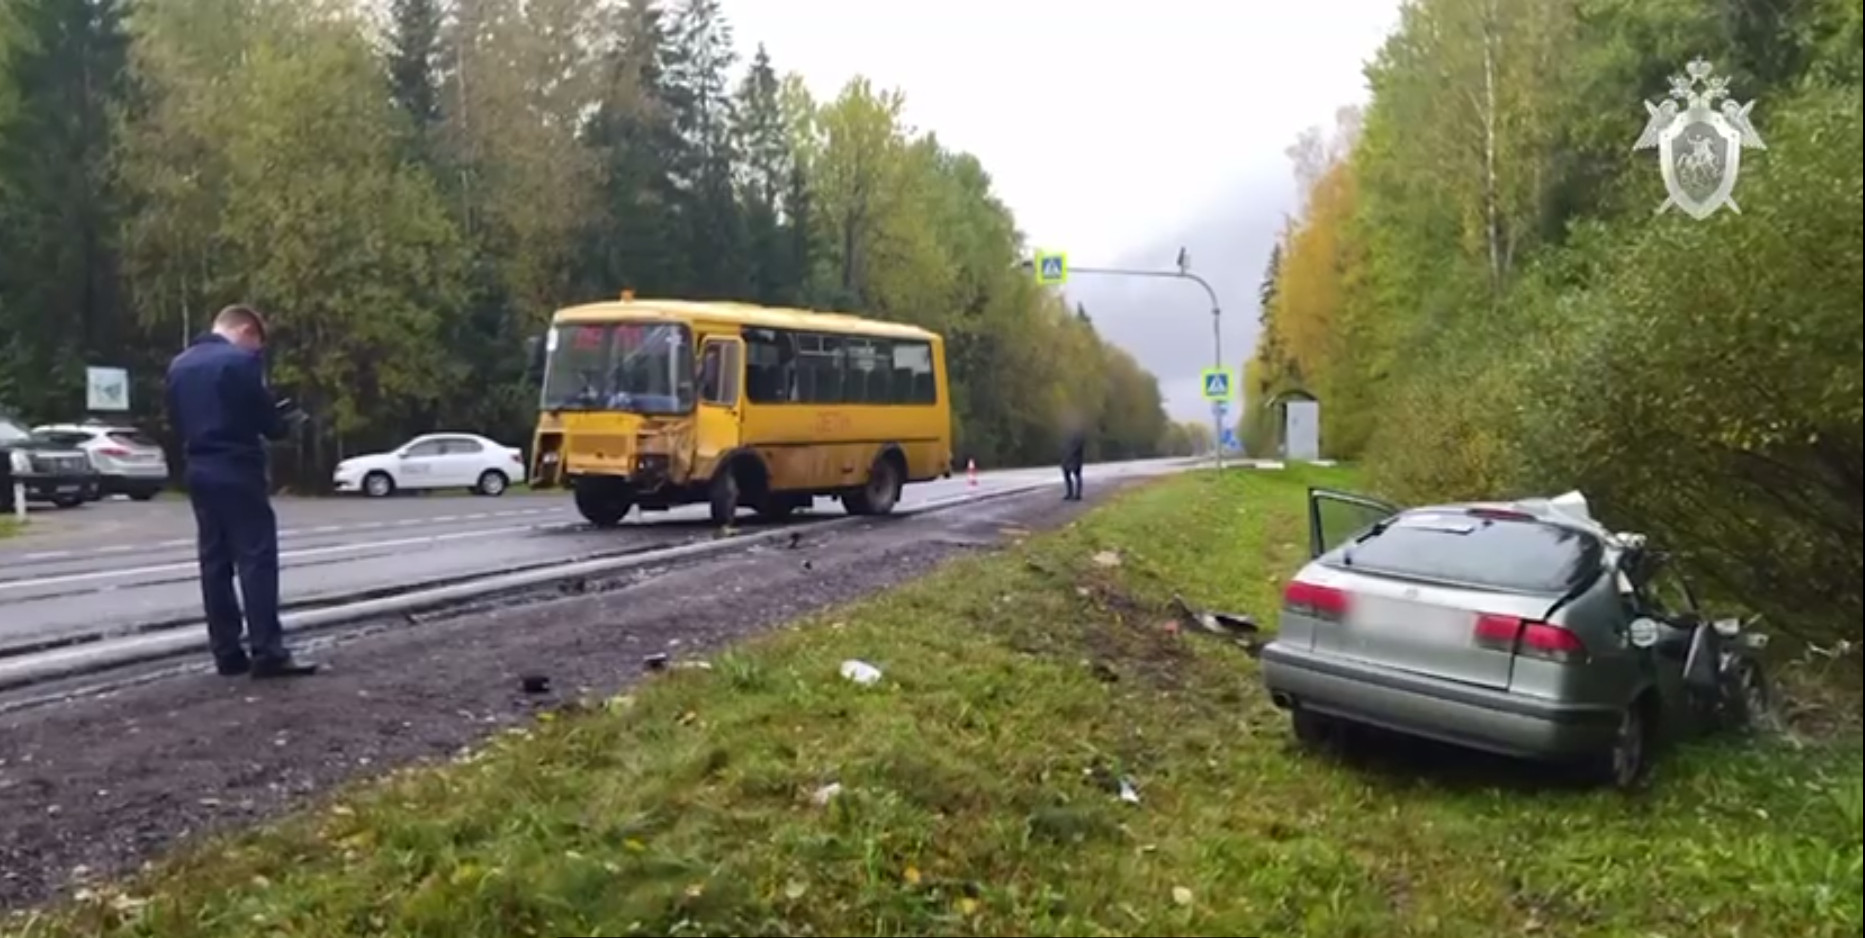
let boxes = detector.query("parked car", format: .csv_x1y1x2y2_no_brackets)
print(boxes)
1,413,102,509
32,422,171,501
1261,487,1771,789
332,433,525,498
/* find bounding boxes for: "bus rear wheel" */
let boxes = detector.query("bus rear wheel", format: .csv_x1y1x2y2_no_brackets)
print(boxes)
844,455,902,517
573,477,633,528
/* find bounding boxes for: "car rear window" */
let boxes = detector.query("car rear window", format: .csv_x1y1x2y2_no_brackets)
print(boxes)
107,430,159,448
1328,511,1604,594
33,430,90,447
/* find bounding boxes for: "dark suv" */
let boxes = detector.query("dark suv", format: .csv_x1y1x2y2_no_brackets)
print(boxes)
2,412,102,510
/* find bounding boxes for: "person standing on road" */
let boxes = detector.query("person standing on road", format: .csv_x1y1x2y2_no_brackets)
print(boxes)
165,305,317,679
1060,412,1087,502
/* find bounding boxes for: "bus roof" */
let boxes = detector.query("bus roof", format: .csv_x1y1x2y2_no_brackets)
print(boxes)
551,299,941,341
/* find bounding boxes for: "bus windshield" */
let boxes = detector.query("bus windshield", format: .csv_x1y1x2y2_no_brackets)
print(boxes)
540,321,695,415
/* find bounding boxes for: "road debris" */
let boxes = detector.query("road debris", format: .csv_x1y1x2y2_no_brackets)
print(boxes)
839,660,882,685
1091,550,1122,568
1170,594,1265,657
519,674,551,695
810,782,843,806
642,653,670,672
1117,777,1141,804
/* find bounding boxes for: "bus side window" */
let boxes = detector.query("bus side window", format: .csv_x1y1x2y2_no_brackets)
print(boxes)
845,338,889,404
699,344,723,401
798,333,845,403
745,328,794,403
892,341,935,404
867,339,894,403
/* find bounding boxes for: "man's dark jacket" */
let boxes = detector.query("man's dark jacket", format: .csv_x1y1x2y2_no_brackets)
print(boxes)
166,333,285,484
1062,428,1086,467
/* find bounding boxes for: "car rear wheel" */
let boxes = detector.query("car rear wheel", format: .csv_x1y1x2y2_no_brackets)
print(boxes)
1590,703,1653,790
1290,708,1341,751
363,471,395,498
475,469,509,497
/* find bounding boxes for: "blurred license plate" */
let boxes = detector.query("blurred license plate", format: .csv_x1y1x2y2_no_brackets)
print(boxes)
1348,595,1473,640
56,485,80,493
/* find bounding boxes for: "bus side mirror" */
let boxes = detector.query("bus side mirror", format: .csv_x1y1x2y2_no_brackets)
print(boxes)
524,335,545,378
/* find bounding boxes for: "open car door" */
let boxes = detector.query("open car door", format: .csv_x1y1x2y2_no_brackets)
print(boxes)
1307,487,1402,559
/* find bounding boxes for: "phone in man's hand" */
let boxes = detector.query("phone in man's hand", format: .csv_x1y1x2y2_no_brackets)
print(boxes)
274,396,309,426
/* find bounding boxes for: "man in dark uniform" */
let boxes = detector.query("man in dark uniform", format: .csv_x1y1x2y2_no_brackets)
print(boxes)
1061,415,1087,502
166,305,317,679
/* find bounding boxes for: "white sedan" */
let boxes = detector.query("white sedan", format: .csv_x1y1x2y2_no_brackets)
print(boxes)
332,433,526,498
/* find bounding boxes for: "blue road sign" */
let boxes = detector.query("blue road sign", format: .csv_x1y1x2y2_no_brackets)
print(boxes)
1034,251,1068,285
1200,368,1234,402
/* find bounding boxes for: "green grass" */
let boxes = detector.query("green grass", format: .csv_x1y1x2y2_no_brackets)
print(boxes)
0,516,20,539
13,467,1862,938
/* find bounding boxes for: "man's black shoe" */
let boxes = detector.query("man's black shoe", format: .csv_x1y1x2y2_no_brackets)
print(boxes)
250,656,319,679
215,656,252,677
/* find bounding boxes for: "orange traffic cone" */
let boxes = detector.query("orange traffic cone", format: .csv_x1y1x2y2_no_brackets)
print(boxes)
966,458,978,488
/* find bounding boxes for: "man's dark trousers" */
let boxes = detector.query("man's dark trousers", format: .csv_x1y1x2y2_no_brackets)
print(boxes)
1062,457,1084,501
188,466,286,665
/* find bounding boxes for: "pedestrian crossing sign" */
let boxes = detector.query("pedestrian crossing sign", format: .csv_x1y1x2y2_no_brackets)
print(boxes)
1200,367,1235,402
1033,251,1068,286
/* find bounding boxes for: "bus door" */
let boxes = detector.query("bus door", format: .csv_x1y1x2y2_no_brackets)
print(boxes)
695,335,745,478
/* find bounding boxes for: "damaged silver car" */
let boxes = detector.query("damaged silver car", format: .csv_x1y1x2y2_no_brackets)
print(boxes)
1260,488,1772,788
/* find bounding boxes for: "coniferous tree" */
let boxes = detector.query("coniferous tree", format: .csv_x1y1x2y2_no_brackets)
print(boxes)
664,0,745,297
0,0,130,419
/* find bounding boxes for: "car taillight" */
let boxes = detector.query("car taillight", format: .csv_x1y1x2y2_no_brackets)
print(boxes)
1473,614,1587,663
97,446,131,458
1282,579,1349,622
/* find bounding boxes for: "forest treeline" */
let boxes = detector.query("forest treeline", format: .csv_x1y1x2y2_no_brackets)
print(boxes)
1244,0,1863,644
0,0,1203,483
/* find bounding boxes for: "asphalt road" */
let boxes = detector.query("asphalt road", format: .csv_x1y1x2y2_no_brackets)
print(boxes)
0,466,1156,910
0,460,1186,653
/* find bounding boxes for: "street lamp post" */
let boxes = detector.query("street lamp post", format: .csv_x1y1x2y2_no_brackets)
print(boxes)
1018,255,1226,470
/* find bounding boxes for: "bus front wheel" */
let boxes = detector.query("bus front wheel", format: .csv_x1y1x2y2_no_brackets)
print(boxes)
574,477,633,528
709,470,741,526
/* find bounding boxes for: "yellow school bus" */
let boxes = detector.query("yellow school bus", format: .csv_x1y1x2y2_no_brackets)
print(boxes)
526,296,953,527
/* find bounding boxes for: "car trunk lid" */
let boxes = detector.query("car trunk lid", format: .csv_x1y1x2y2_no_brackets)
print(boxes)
1309,569,1560,689
1304,508,1600,689
98,430,166,465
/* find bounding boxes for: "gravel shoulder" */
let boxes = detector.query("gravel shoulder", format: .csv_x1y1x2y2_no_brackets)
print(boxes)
0,487,1112,911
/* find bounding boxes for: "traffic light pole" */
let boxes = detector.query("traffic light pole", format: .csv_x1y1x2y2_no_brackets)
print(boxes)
1024,261,1226,471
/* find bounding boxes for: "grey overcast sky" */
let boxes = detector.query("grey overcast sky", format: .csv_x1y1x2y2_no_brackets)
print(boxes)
724,0,1403,422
